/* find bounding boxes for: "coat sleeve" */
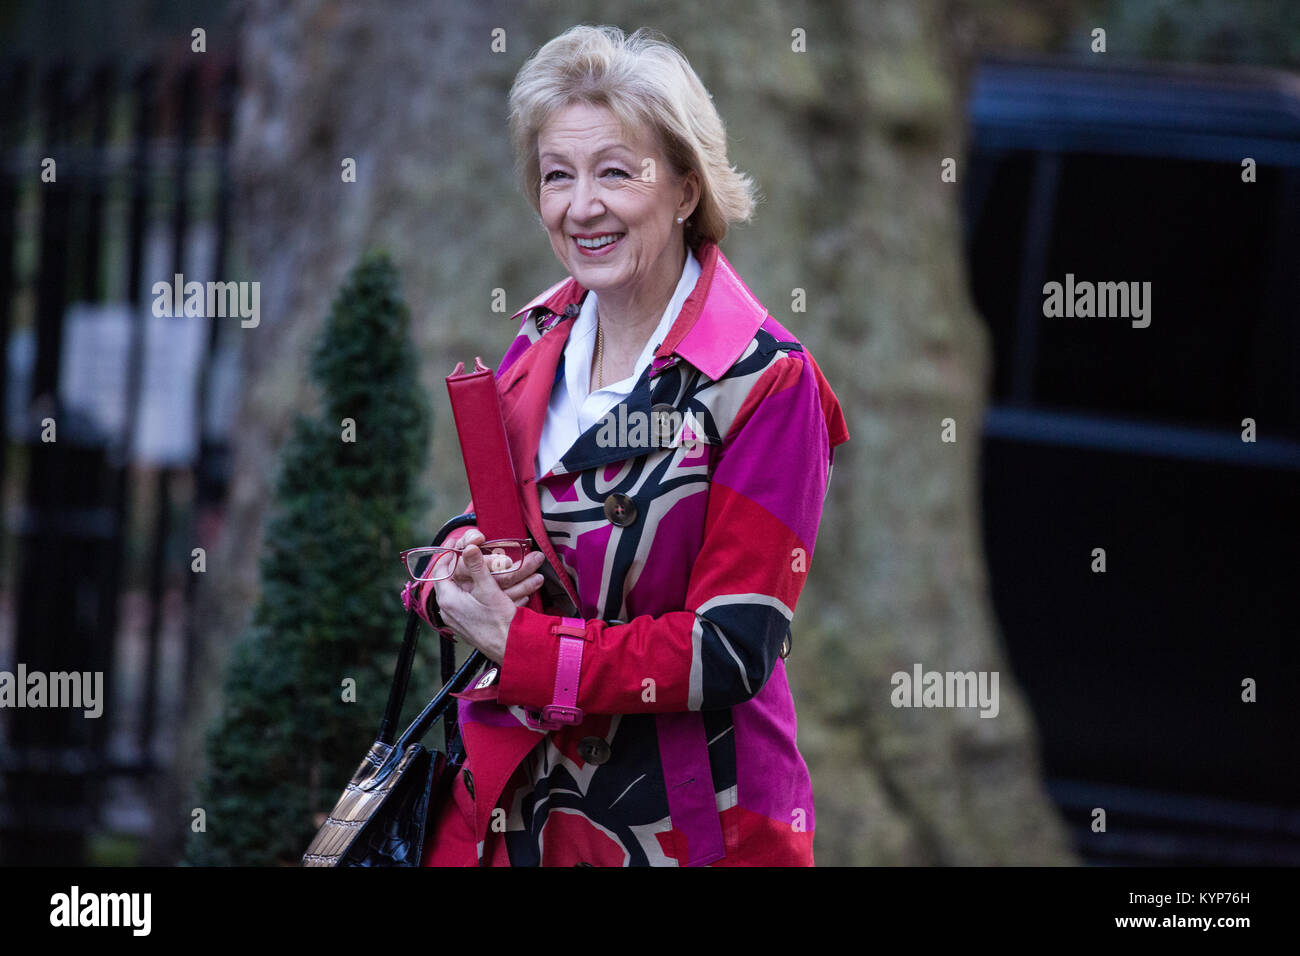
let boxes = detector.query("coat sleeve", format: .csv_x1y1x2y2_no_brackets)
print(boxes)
496,347,841,713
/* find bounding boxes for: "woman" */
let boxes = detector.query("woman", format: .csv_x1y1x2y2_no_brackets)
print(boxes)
413,24,848,866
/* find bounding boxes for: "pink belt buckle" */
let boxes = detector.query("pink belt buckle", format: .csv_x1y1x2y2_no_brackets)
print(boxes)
539,703,583,726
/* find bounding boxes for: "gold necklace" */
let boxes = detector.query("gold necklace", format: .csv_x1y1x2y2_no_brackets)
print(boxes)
595,318,605,390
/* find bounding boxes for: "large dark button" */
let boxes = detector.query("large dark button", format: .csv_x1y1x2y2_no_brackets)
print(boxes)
462,769,475,800
577,736,611,765
650,403,678,444
603,493,637,527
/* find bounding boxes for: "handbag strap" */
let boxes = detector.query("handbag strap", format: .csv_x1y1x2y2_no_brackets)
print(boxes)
376,512,481,745
395,648,486,752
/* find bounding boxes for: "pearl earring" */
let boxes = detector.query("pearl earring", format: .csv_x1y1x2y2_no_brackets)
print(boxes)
676,217,684,224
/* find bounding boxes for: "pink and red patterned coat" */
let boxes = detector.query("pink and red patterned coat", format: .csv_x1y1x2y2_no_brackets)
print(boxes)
422,239,848,866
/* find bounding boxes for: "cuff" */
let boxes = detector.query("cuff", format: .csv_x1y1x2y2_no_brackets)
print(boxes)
402,578,452,635
401,579,433,624
496,606,564,710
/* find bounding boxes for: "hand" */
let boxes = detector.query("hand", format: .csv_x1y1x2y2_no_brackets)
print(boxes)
432,530,547,663
440,530,545,592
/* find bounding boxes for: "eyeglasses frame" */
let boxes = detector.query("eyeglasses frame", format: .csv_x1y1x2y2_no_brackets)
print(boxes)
399,537,533,583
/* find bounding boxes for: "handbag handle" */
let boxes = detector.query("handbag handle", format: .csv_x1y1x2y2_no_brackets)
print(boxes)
395,647,486,752
376,512,482,746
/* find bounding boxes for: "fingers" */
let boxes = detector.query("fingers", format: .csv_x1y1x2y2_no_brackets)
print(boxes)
483,548,512,572
447,531,484,590
493,549,546,588
501,571,545,603
446,530,486,587
430,574,456,617
453,543,544,596
450,545,545,590
428,548,459,581
459,544,496,590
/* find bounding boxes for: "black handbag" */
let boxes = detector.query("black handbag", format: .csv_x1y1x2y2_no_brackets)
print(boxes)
302,514,488,867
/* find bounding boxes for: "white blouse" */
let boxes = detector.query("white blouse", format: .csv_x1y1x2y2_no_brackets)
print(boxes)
535,248,702,478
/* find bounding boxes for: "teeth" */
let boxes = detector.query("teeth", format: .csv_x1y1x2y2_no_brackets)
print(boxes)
576,234,622,249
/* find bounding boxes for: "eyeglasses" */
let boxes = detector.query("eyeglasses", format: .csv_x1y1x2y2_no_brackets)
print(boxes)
399,539,531,582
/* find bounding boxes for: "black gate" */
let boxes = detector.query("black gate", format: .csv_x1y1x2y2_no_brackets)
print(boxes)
0,53,238,865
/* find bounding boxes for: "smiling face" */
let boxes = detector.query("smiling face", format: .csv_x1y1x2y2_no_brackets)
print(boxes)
537,101,699,307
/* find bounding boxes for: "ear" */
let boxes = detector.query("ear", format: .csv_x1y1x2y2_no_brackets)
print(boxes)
678,168,701,221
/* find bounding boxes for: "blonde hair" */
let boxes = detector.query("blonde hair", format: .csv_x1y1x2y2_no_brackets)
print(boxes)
508,24,757,248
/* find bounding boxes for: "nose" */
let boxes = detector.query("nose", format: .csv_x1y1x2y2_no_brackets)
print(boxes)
569,171,605,222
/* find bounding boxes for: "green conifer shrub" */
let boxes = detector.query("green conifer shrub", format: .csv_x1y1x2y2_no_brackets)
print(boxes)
187,251,434,865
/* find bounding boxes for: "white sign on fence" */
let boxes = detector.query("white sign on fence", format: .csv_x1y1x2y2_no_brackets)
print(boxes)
58,301,207,466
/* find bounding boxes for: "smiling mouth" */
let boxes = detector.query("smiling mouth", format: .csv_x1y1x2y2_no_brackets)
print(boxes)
573,233,625,252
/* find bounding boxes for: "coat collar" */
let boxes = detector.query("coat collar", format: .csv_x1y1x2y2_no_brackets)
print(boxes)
505,239,768,382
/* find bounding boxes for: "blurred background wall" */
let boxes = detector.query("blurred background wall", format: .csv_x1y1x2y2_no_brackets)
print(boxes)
0,0,1295,865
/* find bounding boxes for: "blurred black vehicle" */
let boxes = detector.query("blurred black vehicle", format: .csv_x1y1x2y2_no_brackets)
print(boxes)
965,55,1300,865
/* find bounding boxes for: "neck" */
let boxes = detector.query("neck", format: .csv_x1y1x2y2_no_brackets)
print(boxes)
594,242,687,356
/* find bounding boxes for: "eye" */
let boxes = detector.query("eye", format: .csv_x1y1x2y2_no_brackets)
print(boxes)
602,167,630,179
542,170,568,183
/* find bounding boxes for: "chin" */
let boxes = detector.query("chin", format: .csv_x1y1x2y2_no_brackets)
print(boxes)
571,261,625,289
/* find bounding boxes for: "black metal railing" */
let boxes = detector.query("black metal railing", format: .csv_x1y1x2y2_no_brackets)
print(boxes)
0,53,238,865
